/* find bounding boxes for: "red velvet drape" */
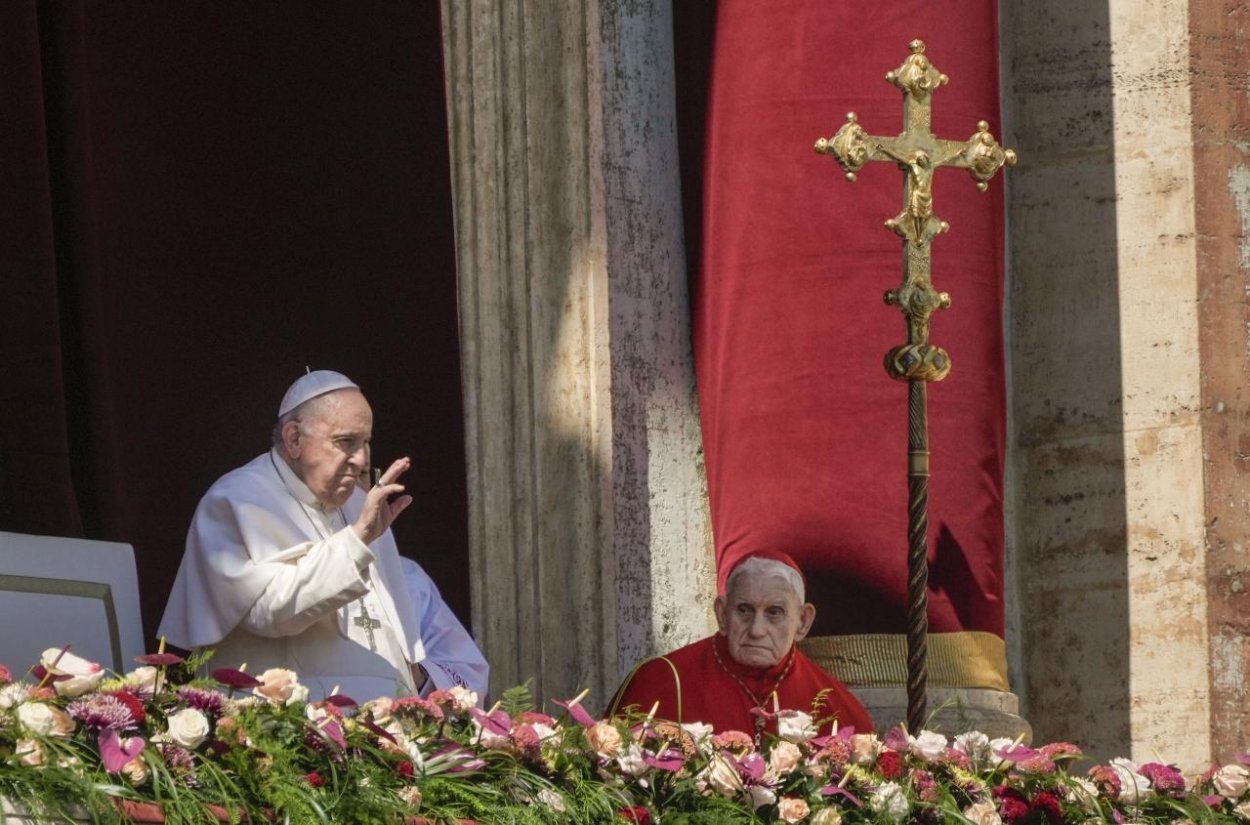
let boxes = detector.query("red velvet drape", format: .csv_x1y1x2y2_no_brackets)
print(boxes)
0,2,469,641
693,0,1006,638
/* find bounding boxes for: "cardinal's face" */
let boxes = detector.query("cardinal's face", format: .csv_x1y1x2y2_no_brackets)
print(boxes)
714,573,815,669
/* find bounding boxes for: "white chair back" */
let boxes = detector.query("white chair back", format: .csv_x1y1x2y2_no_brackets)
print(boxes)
0,531,145,676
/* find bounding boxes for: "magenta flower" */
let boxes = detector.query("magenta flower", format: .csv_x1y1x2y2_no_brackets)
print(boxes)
176,686,227,717
1139,762,1186,794
210,668,261,689
134,652,184,666
553,695,596,728
69,693,141,731
99,729,145,773
643,747,686,773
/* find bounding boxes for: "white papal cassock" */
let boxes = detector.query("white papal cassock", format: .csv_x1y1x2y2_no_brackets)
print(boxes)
159,450,489,704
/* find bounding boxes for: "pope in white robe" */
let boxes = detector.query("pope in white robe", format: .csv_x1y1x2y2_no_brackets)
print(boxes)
158,371,489,704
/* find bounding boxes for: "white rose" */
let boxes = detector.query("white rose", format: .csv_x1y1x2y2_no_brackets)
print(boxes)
1235,800,1250,819
909,730,948,761
537,788,566,812
963,799,1002,825
166,707,211,749
124,666,160,695
777,710,817,743
703,754,743,796
777,796,811,823
748,784,777,810
769,741,803,775
615,743,649,777
811,807,843,825
40,648,105,698
870,781,911,822
850,733,881,765
681,721,714,747
1110,757,1150,804
17,702,56,736
1214,764,1250,800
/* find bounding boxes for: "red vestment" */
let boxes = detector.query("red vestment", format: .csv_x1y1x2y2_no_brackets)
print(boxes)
610,634,872,735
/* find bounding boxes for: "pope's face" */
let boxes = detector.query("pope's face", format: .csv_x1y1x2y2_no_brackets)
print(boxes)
285,389,373,508
714,573,815,669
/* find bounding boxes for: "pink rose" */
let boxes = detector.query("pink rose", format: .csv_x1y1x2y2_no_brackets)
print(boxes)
1214,764,1250,800
769,741,803,775
778,796,811,823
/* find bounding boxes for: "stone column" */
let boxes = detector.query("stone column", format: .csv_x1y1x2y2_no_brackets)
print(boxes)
1003,0,1219,768
440,0,715,709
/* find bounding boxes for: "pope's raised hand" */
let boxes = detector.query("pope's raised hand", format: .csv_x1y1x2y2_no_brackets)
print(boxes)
352,457,414,545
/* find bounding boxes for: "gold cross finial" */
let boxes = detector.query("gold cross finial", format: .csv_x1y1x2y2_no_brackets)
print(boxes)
815,39,1015,382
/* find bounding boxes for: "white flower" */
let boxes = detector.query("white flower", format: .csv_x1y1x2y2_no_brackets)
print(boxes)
17,702,57,736
811,808,843,825
954,731,991,764
869,781,911,822
909,730,948,761
17,738,44,766
123,666,160,695
1064,776,1102,812
681,721,714,748
166,707,211,749
1214,764,1250,800
777,710,818,743
1235,800,1250,819
40,648,105,697
615,743,649,777
123,755,150,786
0,683,31,709
537,788,566,812
1110,757,1150,804
850,733,881,765
748,784,777,810
447,685,479,711
702,753,742,796
769,741,803,774
963,799,1002,825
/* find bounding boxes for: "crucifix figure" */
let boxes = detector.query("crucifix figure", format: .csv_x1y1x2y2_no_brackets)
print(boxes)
354,602,382,652
814,40,1015,732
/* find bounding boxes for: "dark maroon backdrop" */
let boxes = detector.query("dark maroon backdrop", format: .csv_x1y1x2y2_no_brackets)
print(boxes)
0,1,470,643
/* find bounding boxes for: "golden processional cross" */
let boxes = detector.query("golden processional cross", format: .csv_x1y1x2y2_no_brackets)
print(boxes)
814,40,1015,732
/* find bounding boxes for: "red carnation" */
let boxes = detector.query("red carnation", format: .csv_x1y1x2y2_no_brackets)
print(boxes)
110,690,147,726
993,786,1031,824
1031,791,1063,823
877,750,904,780
305,771,325,787
394,760,414,778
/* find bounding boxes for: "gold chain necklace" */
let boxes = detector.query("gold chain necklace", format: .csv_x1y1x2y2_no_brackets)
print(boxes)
711,640,795,744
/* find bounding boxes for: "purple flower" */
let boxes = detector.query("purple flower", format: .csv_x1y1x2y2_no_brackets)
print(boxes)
176,686,227,717
68,694,141,731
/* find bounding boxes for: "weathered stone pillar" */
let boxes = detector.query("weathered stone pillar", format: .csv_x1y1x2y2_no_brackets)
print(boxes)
440,0,715,708
1002,0,1247,767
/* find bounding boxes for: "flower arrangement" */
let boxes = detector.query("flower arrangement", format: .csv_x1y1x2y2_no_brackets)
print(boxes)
1,645,1249,824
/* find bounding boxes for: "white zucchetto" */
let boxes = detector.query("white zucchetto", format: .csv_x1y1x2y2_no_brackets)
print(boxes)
278,370,359,418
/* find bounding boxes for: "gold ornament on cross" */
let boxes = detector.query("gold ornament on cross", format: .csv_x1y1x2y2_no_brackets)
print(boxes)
814,39,1015,732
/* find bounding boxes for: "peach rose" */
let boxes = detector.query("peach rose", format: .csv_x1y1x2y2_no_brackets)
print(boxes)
769,741,803,775
850,733,881,765
778,796,811,823
1214,764,1250,800
17,738,44,767
253,668,309,706
963,800,1002,825
587,721,622,759
123,754,150,786
811,808,843,825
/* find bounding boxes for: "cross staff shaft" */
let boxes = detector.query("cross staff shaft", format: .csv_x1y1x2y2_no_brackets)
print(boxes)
814,40,1015,733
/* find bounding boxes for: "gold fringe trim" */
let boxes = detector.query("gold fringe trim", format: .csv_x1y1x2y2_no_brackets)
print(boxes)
798,632,1009,691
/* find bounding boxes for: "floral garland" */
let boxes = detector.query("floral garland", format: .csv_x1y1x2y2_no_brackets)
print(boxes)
1,645,1249,824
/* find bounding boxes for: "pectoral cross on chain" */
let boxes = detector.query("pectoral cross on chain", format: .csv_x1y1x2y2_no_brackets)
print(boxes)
354,603,382,652
814,40,1015,733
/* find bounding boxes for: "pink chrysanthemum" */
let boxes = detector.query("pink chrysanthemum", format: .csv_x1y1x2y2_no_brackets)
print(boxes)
1017,753,1057,773
176,686,226,717
511,724,542,758
1088,764,1122,800
913,768,940,803
1039,741,1083,759
393,695,444,722
1139,762,1186,795
68,693,140,731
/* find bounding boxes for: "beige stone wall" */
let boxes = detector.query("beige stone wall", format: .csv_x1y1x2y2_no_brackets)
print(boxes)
1004,0,1216,767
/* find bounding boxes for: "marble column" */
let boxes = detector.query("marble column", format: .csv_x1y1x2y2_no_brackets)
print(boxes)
440,0,715,709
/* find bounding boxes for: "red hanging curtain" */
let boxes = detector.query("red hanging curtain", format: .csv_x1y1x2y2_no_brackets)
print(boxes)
693,0,1007,688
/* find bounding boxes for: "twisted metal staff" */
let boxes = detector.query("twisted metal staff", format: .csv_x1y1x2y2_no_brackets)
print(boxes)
814,40,1015,732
